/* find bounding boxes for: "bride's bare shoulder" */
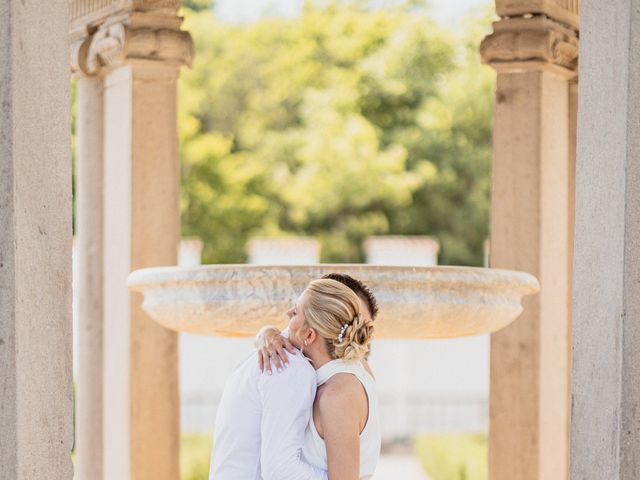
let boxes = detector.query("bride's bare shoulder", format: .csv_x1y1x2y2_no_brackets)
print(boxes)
318,374,365,408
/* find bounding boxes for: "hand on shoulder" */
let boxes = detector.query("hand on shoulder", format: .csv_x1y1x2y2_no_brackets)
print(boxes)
255,326,297,374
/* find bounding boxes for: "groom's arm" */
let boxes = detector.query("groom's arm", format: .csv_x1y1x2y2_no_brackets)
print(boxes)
257,356,327,480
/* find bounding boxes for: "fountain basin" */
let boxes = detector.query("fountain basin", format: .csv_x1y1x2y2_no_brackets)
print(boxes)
127,264,539,339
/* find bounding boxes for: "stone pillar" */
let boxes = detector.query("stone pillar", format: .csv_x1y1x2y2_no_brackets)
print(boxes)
103,60,181,480
0,1,73,479
71,5,193,479
75,75,105,480
480,4,579,480
571,0,640,477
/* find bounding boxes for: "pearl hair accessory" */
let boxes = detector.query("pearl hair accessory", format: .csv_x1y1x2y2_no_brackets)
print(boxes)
337,322,350,343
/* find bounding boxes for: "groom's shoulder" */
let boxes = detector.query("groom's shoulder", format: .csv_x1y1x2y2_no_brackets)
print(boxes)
264,351,315,383
286,351,314,371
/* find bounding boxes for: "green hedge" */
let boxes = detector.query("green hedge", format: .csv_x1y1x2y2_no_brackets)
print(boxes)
181,434,212,480
415,433,487,480
181,433,487,480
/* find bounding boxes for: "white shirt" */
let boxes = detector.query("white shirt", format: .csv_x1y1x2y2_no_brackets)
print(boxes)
209,349,328,480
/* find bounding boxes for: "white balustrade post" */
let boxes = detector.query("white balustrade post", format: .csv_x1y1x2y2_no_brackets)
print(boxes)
248,237,321,264
364,236,439,266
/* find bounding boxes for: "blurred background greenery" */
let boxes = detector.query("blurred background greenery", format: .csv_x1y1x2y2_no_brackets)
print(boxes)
158,2,494,479
177,0,494,266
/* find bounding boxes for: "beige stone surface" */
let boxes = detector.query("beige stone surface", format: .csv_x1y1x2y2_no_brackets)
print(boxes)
70,2,193,77
102,61,181,480
0,1,73,479
482,4,577,479
75,75,105,480
495,1,580,29
70,4,192,479
486,70,573,480
481,15,578,79
127,265,539,339
571,0,640,477
70,1,184,37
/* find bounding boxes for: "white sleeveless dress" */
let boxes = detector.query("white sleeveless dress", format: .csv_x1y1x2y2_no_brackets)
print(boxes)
301,359,381,479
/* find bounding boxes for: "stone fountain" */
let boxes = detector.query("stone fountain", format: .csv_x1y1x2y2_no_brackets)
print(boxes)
127,264,539,339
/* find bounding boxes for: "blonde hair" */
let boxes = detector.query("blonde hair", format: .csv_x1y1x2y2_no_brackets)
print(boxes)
301,278,374,361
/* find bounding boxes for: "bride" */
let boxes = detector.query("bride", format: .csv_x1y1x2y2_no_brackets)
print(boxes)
209,276,381,479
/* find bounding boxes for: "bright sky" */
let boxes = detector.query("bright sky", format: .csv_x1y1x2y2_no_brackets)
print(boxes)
214,0,492,27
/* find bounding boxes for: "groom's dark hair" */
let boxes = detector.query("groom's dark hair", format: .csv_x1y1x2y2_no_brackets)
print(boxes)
321,273,379,320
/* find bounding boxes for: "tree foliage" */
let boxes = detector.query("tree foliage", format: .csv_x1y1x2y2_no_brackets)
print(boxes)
182,0,212,12
179,3,494,265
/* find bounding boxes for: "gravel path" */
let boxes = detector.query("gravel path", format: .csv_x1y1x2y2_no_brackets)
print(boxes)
372,454,431,479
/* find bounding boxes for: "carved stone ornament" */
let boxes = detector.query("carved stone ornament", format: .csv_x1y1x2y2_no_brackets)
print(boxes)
72,18,193,76
480,16,579,79
495,0,580,30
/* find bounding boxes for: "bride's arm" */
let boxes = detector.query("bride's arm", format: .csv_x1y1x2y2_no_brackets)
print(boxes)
318,381,362,480
255,325,296,374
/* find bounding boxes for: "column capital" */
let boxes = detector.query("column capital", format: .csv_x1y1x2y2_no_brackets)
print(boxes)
480,15,578,79
495,1,580,30
71,12,193,77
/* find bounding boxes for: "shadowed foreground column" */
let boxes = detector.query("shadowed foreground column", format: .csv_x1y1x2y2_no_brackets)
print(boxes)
0,1,73,479
480,3,579,479
571,0,640,477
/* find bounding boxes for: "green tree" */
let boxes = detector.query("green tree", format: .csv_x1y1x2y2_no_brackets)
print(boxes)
179,2,494,265
182,0,212,12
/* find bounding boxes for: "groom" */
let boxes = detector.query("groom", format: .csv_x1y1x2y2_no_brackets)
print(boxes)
208,273,378,480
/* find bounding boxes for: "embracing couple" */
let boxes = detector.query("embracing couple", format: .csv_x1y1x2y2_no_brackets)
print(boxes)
209,273,381,479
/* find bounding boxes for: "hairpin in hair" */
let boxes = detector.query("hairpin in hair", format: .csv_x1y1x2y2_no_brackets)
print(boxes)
337,323,350,342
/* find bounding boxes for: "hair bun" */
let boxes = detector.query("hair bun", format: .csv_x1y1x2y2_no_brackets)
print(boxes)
333,314,374,362
301,278,376,362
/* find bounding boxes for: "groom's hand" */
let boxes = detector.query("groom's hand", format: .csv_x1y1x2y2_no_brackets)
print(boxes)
256,327,296,374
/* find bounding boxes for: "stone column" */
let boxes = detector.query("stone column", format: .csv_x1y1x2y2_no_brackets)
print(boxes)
102,19,192,480
0,1,73,479
571,0,640,477
103,61,180,480
71,6,193,479
480,4,579,480
75,75,105,480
